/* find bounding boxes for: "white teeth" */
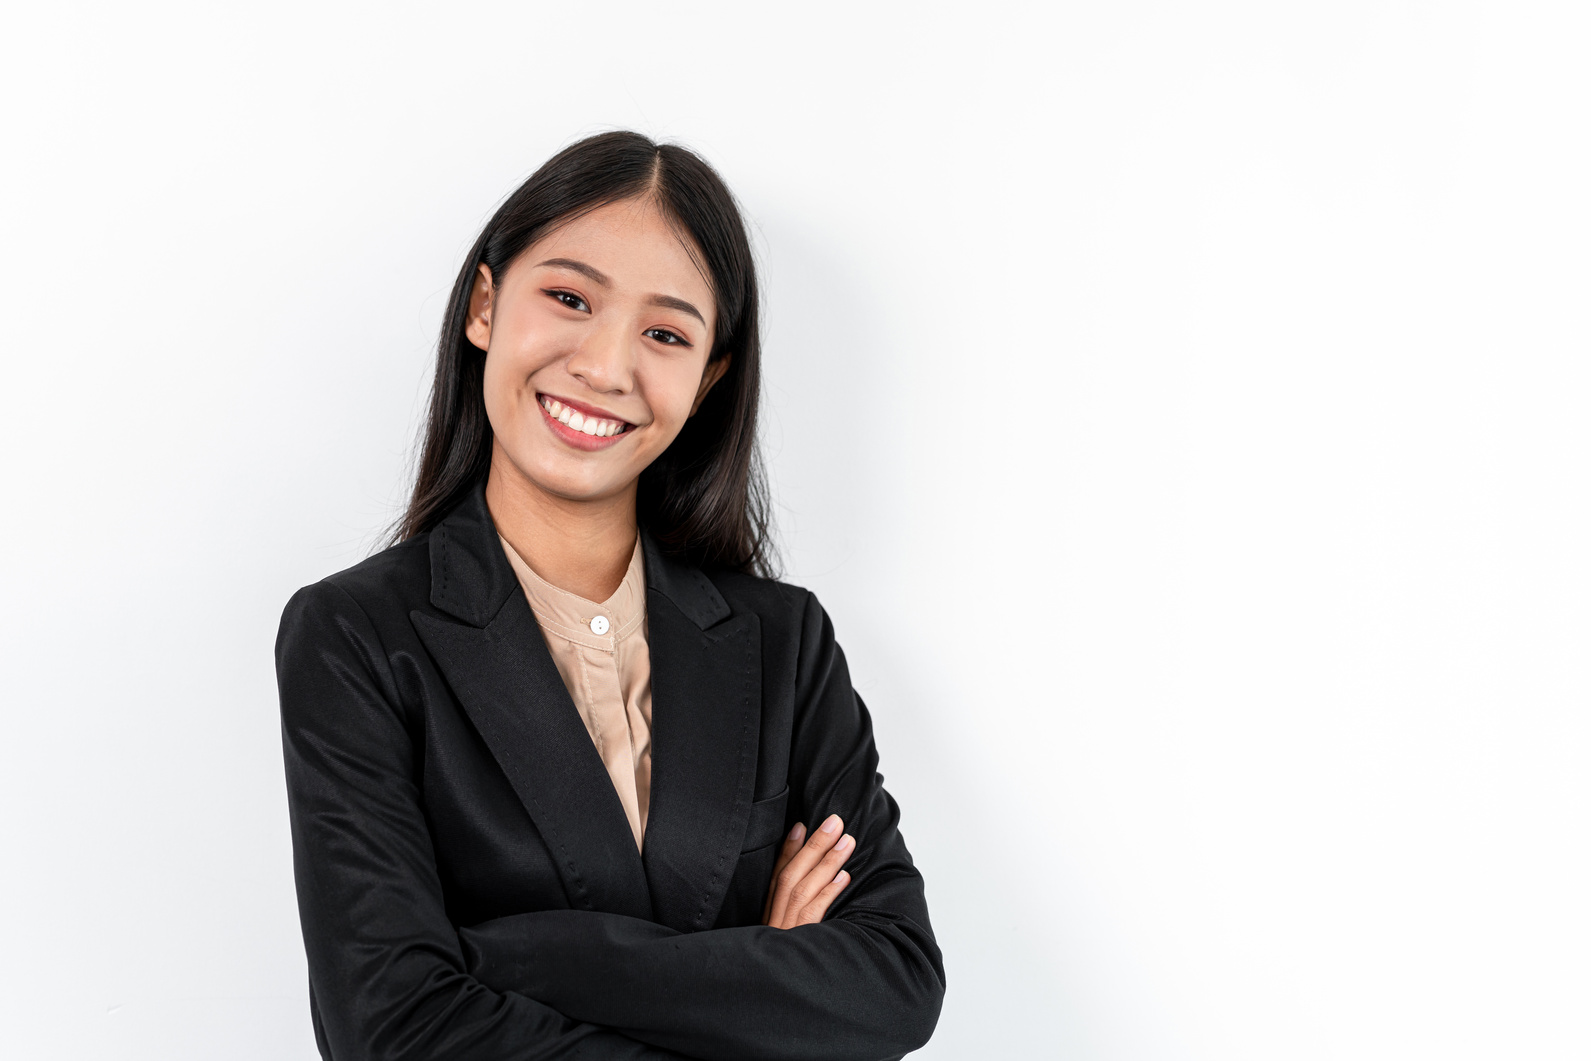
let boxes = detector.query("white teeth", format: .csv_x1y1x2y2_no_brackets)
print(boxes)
542,397,627,438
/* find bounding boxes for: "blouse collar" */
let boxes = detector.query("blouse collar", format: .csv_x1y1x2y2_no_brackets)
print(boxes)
498,533,647,650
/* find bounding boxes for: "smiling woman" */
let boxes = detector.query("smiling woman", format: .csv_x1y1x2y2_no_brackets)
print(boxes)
274,131,944,1061
470,198,733,601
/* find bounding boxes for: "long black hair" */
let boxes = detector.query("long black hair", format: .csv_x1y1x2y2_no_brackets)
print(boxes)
393,131,773,577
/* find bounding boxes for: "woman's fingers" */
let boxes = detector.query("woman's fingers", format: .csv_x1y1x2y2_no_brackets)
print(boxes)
763,822,806,923
766,816,855,929
762,821,808,924
795,869,851,926
780,835,853,927
775,822,806,878
790,831,853,915
765,814,847,928
767,815,840,926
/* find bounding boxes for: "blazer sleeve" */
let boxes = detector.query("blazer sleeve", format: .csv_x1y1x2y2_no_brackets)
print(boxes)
277,581,687,1061
457,590,946,1061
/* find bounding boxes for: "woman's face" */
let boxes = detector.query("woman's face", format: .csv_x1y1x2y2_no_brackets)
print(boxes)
469,196,725,507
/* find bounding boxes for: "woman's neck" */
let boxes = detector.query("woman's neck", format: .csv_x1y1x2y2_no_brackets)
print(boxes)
484,446,638,603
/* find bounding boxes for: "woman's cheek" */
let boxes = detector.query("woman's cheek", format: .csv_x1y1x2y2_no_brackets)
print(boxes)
661,369,707,431
481,365,542,461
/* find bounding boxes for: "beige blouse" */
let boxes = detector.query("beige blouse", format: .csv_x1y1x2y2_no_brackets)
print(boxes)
498,534,653,850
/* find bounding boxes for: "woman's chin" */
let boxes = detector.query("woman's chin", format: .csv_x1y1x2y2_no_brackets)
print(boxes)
510,460,641,507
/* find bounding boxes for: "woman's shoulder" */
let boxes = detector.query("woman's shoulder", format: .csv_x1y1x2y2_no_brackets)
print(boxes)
699,565,837,645
700,563,810,614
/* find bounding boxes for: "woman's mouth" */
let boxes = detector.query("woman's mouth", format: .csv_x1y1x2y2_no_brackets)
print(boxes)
538,394,635,450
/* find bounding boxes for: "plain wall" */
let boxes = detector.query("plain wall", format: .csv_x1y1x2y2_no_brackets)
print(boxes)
2,2,1587,1057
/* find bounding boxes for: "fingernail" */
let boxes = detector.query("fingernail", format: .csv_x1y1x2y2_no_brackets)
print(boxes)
836,834,855,854
835,870,850,886
788,823,805,843
821,814,841,834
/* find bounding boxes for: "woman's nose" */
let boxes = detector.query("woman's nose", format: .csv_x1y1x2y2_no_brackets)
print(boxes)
566,321,636,394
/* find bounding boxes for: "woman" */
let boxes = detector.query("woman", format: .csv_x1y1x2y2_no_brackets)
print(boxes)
275,131,944,1060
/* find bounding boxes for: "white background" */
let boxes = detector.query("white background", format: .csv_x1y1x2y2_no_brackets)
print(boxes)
2,2,1587,1058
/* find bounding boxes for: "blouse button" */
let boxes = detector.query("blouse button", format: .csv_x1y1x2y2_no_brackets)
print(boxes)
589,615,610,635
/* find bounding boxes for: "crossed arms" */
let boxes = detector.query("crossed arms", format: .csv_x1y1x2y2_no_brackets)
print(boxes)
277,582,944,1060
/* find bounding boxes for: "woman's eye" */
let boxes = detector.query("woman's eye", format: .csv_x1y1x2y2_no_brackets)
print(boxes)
645,327,688,346
546,290,589,312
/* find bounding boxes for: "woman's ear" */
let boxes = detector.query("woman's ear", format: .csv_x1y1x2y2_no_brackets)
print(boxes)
465,264,494,351
691,355,731,416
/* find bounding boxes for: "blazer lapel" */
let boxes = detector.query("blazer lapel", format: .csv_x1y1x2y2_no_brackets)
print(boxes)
641,534,763,932
410,487,652,922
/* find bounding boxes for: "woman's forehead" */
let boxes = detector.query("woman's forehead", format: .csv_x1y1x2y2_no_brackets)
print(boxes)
530,200,712,296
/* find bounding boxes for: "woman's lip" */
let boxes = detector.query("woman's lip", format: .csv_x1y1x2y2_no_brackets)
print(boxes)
537,397,633,451
537,392,633,426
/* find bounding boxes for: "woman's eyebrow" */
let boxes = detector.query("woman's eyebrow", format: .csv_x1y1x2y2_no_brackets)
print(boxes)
648,294,705,326
537,258,611,286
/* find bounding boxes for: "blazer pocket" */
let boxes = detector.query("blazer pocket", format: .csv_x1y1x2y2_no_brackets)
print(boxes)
741,786,790,853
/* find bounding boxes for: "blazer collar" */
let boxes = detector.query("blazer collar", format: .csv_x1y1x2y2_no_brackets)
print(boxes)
417,483,763,932
427,484,520,628
427,483,732,633
639,529,732,631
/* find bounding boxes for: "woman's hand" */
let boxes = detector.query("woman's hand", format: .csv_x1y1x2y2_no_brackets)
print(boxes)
762,814,854,929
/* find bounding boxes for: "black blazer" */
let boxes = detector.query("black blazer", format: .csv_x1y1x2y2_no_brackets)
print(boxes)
275,486,944,1061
